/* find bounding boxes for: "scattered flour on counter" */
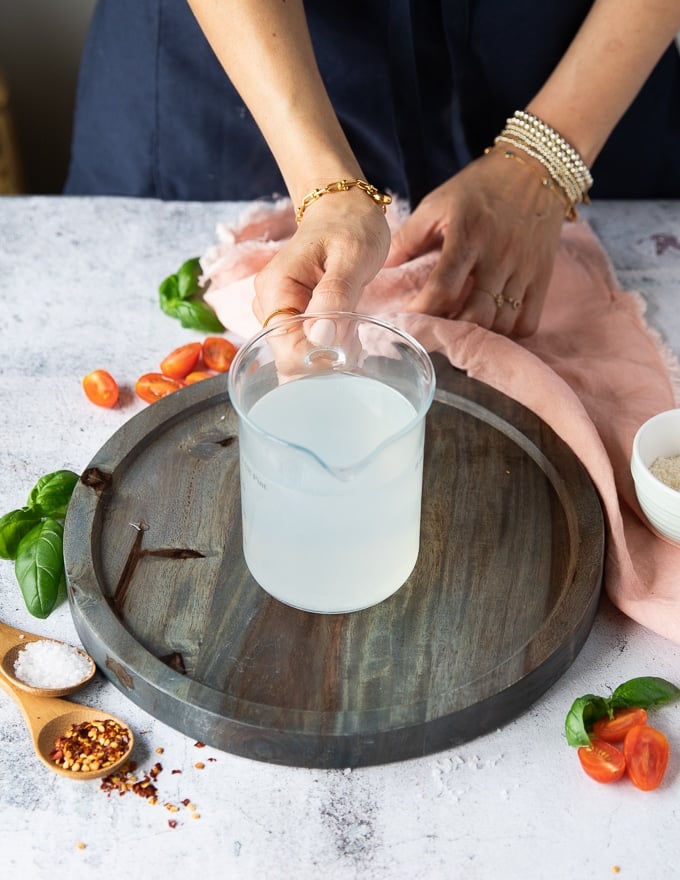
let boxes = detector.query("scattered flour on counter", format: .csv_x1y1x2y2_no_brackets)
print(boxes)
431,753,505,801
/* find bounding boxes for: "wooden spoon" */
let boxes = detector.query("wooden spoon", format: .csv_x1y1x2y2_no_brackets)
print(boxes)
0,670,134,780
0,620,95,697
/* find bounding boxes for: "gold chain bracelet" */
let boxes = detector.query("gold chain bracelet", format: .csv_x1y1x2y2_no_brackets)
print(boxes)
484,146,577,221
295,178,392,225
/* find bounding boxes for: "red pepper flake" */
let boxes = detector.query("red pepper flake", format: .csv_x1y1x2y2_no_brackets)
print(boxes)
100,761,160,801
194,762,205,770
50,718,131,774
171,769,182,775
100,753,203,825
194,741,206,748
207,757,217,763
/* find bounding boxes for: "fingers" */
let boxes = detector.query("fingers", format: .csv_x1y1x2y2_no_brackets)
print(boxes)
462,287,522,335
253,196,391,329
385,204,442,268
404,241,476,318
390,148,567,337
255,260,368,330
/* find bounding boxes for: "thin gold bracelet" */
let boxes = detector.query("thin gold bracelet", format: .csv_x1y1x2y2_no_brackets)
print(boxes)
295,178,392,225
484,145,578,221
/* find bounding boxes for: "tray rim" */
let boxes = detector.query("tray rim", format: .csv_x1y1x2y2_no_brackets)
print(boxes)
64,362,604,766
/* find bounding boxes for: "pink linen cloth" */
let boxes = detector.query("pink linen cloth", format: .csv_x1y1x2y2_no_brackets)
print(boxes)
202,200,680,644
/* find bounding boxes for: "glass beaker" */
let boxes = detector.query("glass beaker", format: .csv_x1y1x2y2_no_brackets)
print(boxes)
228,312,435,613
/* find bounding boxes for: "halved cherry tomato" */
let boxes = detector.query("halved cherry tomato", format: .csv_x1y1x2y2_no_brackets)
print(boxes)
578,738,626,784
202,336,237,372
135,372,184,404
184,370,216,385
592,707,648,743
82,369,119,408
160,342,203,379
623,724,669,791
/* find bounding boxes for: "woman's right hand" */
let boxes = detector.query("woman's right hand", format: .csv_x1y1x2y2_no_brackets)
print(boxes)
252,188,391,329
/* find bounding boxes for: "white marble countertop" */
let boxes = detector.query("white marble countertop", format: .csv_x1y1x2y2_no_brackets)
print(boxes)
1,196,679,880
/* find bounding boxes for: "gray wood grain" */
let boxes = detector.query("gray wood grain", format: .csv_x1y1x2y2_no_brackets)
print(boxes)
64,356,604,767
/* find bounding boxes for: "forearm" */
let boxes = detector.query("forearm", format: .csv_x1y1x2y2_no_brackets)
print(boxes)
527,0,680,166
186,0,362,202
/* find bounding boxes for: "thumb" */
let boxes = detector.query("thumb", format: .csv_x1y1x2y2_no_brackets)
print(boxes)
307,268,367,314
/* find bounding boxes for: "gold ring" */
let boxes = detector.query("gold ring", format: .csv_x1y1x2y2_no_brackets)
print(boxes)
478,288,505,309
504,297,522,311
262,306,302,328
478,288,522,311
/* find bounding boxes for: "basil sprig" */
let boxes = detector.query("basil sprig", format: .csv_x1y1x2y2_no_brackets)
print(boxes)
0,469,78,618
565,676,680,747
159,257,225,333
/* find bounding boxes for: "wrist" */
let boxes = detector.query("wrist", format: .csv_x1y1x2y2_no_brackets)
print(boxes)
491,110,593,218
282,154,365,206
294,178,392,225
524,102,601,168
483,145,575,220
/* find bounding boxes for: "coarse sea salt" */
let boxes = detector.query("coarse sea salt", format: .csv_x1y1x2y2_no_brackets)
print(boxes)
13,639,93,689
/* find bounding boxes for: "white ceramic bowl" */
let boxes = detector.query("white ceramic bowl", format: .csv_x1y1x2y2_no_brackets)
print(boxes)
631,408,680,546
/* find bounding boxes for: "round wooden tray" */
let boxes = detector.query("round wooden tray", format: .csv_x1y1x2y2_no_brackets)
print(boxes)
64,355,604,768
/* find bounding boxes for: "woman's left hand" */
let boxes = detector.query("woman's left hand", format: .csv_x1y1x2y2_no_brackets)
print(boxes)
386,147,568,337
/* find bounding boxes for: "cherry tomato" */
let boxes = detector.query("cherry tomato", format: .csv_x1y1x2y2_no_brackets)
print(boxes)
160,342,202,379
135,372,184,404
592,707,648,743
577,738,626,784
184,370,216,385
623,724,669,791
202,336,237,372
82,369,119,408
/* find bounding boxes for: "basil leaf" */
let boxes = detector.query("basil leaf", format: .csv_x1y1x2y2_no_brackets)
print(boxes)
610,676,680,710
564,694,610,747
170,300,225,332
27,469,78,518
0,507,41,560
159,260,224,332
159,273,180,306
15,519,65,618
177,257,202,299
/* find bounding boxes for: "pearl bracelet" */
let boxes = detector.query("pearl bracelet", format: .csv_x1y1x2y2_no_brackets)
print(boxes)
495,110,593,212
510,111,592,190
497,131,583,204
295,178,392,225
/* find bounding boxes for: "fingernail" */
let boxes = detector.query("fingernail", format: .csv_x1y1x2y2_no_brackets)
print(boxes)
307,318,337,346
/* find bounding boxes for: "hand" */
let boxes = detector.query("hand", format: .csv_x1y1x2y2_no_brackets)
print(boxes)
252,188,391,328
387,148,567,336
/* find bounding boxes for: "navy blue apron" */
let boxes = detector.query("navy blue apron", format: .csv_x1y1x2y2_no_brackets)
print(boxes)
64,0,680,202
